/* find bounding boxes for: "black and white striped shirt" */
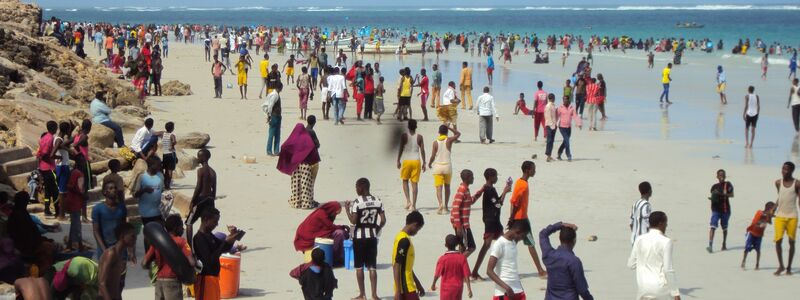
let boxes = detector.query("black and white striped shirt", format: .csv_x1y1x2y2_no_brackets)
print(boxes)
351,196,384,240
630,198,651,244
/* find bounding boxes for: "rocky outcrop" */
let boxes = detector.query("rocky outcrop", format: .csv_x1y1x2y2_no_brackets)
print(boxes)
0,0,41,36
161,80,193,96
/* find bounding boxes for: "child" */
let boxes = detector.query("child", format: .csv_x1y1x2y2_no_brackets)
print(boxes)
64,158,85,251
290,248,338,300
142,214,195,300
743,85,760,148
563,79,573,103
708,169,734,253
162,122,177,190
344,178,386,300
513,93,531,116
431,234,473,300
375,76,386,124
471,168,512,280
393,211,425,299
450,169,478,258
284,54,296,84
488,219,531,300
102,159,125,204
741,201,775,270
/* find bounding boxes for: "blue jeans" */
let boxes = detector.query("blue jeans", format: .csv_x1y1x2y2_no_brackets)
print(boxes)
575,94,586,115
710,211,731,230
558,127,572,159
333,97,346,123
660,83,670,102
101,120,125,147
267,116,282,155
69,211,81,246
139,135,159,157
544,127,557,156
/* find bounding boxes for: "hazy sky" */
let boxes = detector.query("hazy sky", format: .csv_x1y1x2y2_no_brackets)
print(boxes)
29,0,782,8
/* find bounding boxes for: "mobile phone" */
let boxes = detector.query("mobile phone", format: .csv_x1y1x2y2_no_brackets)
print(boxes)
235,230,246,241
506,177,513,185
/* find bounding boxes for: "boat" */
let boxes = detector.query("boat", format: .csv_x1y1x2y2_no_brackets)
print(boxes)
676,22,704,29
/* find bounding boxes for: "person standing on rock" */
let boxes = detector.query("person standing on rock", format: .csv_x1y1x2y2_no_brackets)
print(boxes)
90,90,125,147
36,121,59,216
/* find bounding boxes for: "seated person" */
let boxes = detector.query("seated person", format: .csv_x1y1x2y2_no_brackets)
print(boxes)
293,202,349,266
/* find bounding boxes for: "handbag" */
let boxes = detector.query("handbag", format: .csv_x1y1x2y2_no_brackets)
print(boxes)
53,259,73,292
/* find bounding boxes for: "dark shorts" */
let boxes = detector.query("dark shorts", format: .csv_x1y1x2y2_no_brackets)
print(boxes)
745,233,762,253
55,165,70,193
455,228,477,250
400,292,420,300
162,153,178,171
353,238,378,269
745,115,758,128
710,211,731,230
399,96,411,106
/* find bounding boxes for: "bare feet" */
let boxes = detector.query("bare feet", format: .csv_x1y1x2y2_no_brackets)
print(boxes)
405,202,411,210
721,244,727,251
787,269,793,275
754,264,760,270
351,296,366,300
774,266,785,276
741,261,745,269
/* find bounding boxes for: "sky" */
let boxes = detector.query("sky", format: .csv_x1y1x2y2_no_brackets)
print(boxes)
28,0,786,8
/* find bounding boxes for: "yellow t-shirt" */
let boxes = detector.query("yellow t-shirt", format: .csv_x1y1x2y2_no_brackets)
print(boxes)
392,231,416,293
661,67,671,84
259,60,269,78
236,61,247,75
400,77,412,97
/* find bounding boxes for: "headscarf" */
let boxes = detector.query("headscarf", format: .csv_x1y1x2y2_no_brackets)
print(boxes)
293,202,341,251
277,124,320,175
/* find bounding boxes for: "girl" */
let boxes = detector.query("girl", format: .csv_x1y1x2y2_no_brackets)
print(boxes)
375,77,386,124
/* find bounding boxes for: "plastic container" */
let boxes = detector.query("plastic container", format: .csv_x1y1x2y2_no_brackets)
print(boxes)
219,253,241,298
343,240,354,270
314,238,334,266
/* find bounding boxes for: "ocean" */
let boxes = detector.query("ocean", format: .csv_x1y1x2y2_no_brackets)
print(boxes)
43,5,800,46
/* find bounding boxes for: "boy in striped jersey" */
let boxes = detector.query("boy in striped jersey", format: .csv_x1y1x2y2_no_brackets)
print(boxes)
630,182,653,244
345,178,386,300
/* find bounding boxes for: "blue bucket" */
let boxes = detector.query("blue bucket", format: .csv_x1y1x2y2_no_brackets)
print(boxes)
314,238,334,266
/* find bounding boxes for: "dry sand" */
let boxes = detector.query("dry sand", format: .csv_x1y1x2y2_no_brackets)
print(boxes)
96,42,797,299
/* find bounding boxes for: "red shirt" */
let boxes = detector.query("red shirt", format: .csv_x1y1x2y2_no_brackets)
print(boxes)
147,235,192,278
534,90,548,113
450,184,474,229
64,169,84,212
585,83,600,104
364,76,375,95
419,76,429,95
746,210,767,237
37,133,55,171
435,251,470,291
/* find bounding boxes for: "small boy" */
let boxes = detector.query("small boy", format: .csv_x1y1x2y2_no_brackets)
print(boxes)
393,211,426,299
513,93,530,116
741,201,775,270
345,178,386,300
162,122,177,190
290,248,338,300
431,234,473,300
99,222,137,300
102,159,125,204
375,76,386,124
142,214,195,300
284,54,296,84
64,160,85,251
471,168,512,280
450,169,478,258
708,169,734,253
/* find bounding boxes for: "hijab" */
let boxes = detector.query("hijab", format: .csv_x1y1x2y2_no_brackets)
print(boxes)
293,202,341,251
277,124,320,175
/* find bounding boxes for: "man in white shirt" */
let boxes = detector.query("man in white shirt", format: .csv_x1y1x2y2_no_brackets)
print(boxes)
627,211,681,300
130,118,162,159
475,86,499,144
630,182,653,244
439,81,461,129
487,218,530,300
326,67,348,125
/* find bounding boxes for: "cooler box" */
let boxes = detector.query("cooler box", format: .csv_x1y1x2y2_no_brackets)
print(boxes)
314,238,334,266
219,253,241,298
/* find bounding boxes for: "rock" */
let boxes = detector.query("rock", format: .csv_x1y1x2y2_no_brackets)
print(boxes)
176,149,198,171
115,105,149,118
587,235,598,242
88,123,115,149
91,160,111,175
172,191,192,217
176,132,210,149
125,159,148,190
14,122,41,150
172,168,185,179
161,80,193,96
0,282,15,296
0,183,14,198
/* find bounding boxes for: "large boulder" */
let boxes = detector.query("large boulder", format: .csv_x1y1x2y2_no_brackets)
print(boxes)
176,132,210,149
161,80,193,96
88,123,115,149
114,105,149,118
176,149,198,171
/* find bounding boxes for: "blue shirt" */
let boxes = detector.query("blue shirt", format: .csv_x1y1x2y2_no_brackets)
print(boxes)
90,98,112,124
137,173,165,218
94,32,103,43
540,222,594,300
487,56,495,69
91,202,127,246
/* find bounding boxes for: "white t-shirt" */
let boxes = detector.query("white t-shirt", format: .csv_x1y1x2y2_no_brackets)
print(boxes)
489,236,523,296
327,74,347,98
131,126,153,153
442,87,456,106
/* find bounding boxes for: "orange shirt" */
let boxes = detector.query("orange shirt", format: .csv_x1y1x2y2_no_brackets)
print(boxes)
510,179,529,220
746,210,766,237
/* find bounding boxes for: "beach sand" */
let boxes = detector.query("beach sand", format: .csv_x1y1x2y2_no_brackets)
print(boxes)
98,42,796,299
